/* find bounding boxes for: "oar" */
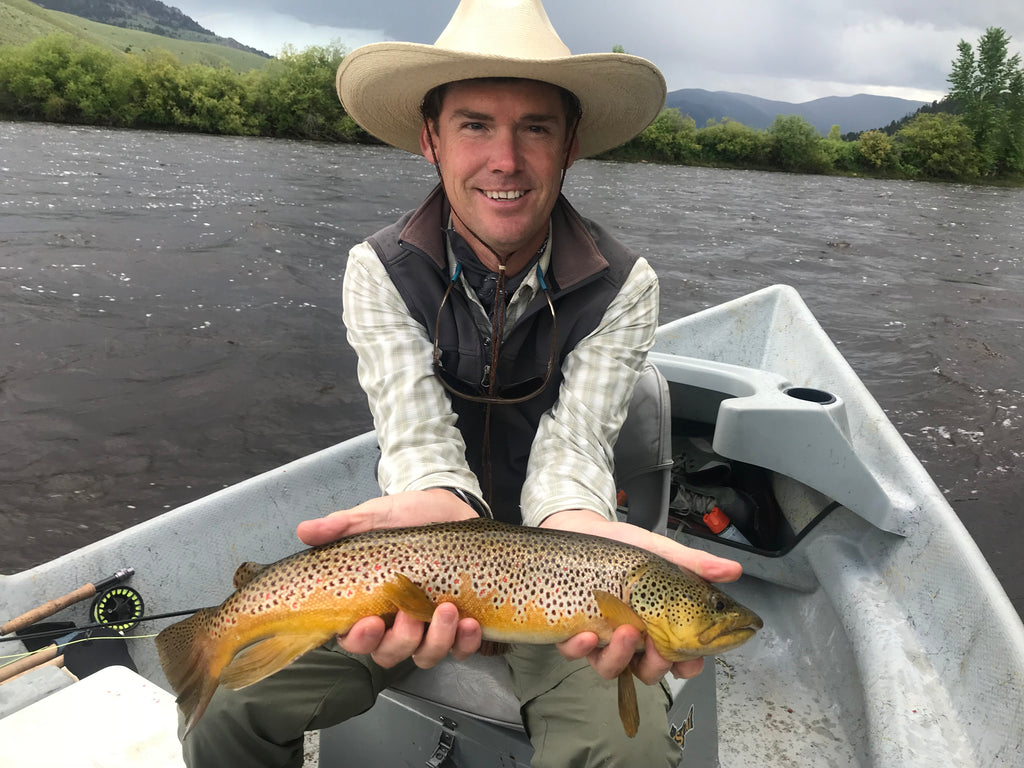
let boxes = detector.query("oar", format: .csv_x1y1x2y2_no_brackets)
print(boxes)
0,568,135,636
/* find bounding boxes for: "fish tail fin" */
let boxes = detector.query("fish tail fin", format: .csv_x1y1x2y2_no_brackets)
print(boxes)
155,608,224,736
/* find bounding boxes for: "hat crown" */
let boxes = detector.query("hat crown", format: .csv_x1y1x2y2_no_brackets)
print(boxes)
434,0,570,59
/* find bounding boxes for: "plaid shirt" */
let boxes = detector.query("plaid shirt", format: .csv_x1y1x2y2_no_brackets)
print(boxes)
342,228,659,527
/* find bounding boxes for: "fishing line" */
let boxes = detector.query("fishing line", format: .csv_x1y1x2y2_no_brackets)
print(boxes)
0,632,161,665
0,608,202,645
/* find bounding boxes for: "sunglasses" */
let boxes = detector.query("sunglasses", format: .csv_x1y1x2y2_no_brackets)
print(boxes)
432,262,558,405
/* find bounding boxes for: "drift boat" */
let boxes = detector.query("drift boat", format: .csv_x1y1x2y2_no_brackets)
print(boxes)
1,284,1022,767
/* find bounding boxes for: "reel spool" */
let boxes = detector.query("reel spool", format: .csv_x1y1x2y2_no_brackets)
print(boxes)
90,586,145,632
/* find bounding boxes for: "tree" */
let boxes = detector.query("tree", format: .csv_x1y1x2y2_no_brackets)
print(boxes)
697,118,771,166
768,114,827,173
634,108,700,163
947,27,1024,174
857,130,897,169
255,43,350,140
895,113,980,179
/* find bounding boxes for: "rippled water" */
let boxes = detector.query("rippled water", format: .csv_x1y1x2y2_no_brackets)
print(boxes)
2,121,1022,615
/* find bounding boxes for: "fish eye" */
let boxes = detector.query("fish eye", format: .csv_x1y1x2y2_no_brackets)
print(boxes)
708,594,726,612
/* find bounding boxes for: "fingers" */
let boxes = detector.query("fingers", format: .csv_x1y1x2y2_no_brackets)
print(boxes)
558,626,648,681
335,604,482,670
297,509,368,546
297,489,480,547
586,625,644,680
556,631,601,661
630,635,673,685
337,615,388,655
559,629,702,685
540,509,743,583
669,657,705,680
450,617,484,661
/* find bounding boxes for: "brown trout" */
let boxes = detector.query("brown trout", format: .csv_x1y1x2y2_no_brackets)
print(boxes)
156,518,762,737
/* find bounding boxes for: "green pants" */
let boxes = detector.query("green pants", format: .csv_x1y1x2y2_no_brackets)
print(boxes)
180,643,680,768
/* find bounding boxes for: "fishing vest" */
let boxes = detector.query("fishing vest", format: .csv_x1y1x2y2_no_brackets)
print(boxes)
365,186,638,523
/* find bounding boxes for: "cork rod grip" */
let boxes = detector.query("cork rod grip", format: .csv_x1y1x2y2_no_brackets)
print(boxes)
0,583,97,636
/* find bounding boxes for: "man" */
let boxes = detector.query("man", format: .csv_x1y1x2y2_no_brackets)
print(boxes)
182,1,741,765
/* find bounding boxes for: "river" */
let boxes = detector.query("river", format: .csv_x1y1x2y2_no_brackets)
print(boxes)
1,121,1021,617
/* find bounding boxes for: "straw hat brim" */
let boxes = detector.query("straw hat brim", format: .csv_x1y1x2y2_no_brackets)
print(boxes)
336,42,667,158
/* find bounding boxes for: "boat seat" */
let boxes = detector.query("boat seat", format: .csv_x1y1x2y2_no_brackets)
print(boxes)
387,361,673,729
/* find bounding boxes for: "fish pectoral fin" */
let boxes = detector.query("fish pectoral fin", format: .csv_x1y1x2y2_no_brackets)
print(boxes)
593,589,647,633
617,668,640,738
232,561,270,589
220,633,331,690
379,573,437,622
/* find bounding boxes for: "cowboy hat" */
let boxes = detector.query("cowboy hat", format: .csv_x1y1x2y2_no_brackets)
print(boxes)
335,0,666,158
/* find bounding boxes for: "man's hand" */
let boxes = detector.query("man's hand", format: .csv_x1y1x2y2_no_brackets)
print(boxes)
296,488,479,546
542,508,743,682
339,603,483,669
296,489,484,668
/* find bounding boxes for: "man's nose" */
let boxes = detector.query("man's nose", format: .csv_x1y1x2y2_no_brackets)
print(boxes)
488,128,522,172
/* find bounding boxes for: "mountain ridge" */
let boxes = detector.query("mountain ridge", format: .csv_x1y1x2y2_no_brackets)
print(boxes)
29,0,269,57
666,88,931,135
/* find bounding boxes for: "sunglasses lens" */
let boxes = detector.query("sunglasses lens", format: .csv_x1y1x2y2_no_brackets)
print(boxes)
432,267,556,405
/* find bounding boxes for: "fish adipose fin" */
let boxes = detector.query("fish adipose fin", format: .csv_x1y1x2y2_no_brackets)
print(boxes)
380,573,438,622
220,632,333,690
593,589,646,738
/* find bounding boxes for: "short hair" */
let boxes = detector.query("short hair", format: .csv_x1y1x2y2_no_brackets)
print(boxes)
420,77,582,135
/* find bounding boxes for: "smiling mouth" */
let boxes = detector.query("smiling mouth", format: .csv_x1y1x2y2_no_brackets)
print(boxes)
484,190,525,200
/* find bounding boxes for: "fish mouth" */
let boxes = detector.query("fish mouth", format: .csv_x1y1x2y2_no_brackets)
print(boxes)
697,616,763,649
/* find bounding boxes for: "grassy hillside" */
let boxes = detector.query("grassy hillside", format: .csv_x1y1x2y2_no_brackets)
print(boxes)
0,0,268,70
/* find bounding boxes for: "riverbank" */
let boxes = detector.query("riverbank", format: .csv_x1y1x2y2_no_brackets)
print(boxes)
3,34,1023,185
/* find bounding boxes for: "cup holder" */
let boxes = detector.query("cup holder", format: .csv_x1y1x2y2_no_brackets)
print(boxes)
784,387,837,405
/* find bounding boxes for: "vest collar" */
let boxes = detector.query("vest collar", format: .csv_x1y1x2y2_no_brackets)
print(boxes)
398,185,609,291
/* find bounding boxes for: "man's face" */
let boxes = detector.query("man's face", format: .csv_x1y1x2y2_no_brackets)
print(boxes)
420,79,579,269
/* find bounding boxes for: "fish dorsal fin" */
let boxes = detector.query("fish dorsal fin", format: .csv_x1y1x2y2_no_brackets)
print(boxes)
233,561,269,589
593,590,647,633
379,573,437,622
220,633,332,690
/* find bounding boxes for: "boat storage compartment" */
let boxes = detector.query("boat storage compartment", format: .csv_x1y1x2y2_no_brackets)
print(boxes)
650,351,904,541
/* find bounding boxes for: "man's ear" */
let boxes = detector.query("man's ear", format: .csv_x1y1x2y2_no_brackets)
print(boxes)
419,121,438,164
563,130,580,170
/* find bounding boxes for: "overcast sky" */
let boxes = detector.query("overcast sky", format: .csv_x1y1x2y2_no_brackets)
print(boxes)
172,0,1024,104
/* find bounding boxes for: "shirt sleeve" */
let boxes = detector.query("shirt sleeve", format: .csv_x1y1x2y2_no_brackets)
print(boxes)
342,241,487,507
519,257,660,527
